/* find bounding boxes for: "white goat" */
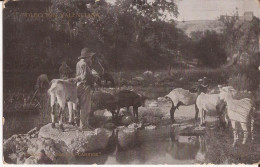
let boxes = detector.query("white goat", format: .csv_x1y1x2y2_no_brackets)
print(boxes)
48,79,77,131
165,88,200,122
196,92,226,126
219,86,255,146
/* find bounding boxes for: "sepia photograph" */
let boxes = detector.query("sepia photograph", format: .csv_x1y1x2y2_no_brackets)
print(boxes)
2,0,260,165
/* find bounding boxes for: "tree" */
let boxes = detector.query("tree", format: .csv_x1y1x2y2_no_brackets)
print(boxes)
193,30,226,67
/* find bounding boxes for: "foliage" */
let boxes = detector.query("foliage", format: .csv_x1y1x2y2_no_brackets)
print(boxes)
220,15,260,60
192,30,227,67
228,52,260,91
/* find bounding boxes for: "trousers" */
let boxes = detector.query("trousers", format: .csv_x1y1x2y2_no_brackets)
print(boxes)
77,82,92,129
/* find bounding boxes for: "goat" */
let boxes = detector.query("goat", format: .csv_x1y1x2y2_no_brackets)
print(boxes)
48,79,77,131
219,86,255,146
36,73,78,126
35,74,50,93
196,92,226,127
114,90,147,122
165,88,200,122
91,91,117,119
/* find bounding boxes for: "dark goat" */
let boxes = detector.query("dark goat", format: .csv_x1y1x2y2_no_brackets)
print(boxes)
114,90,147,121
100,73,115,88
91,91,117,119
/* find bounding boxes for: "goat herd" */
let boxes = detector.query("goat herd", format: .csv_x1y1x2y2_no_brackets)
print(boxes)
47,76,255,147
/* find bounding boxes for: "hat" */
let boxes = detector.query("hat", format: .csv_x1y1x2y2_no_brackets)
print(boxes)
78,48,96,60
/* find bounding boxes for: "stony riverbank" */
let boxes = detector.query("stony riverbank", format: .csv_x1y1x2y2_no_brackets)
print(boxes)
4,98,259,164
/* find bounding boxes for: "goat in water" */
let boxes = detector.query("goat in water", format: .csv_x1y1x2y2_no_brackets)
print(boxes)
165,88,200,122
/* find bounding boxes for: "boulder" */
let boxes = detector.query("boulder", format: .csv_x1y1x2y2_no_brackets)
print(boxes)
145,125,156,130
154,73,161,78
3,134,31,164
24,156,38,164
4,124,113,164
27,127,39,135
120,115,134,126
127,123,142,129
157,97,166,102
149,101,158,107
27,137,66,163
132,76,144,82
38,123,113,154
117,128,137,149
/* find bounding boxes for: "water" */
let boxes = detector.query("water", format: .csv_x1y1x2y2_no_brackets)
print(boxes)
74,126,205,164
4,108,260,164
3,111,205,164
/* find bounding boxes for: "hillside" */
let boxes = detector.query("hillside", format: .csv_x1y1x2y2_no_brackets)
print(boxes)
176,20,224,37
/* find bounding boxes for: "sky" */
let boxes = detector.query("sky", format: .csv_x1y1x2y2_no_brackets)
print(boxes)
106,0,260,21
175,0,260,21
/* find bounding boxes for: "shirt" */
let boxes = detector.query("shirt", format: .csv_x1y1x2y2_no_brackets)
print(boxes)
76,59,94,86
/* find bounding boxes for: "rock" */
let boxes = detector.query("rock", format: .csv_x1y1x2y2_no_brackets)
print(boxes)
16,152,30,164
94,109,112,118
3,134,31,164
27,138,63,163
132,77,144,82
103,110,112,117
154,73,160,78
8,153,18,163
116,126,125,130
120,115,134,126
128,123,142,129
145,125,156,130
143,70,153,76
120,109,132,117
38,150,54,164
94,110,105,117
117,128,137,149
149,102,158,107
24,156,39,164
157,97,166,102
39,123,113,154
27,127,39,135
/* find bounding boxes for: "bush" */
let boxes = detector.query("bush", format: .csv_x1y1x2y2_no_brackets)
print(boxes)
228,73,253,91
228,52,260,91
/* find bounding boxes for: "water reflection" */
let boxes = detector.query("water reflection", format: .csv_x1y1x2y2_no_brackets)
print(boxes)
168,131,207,161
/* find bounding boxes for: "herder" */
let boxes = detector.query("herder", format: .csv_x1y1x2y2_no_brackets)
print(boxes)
75,47,96,131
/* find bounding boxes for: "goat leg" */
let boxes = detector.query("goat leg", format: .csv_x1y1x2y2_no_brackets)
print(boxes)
58,107,64,132
116,107,120,119
133,106,138,122
231,121,237,147
170,103,176,123
51,105,55,128
68,102,74,125
251,116,254,141
195,103,199,120
241,123,248,145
